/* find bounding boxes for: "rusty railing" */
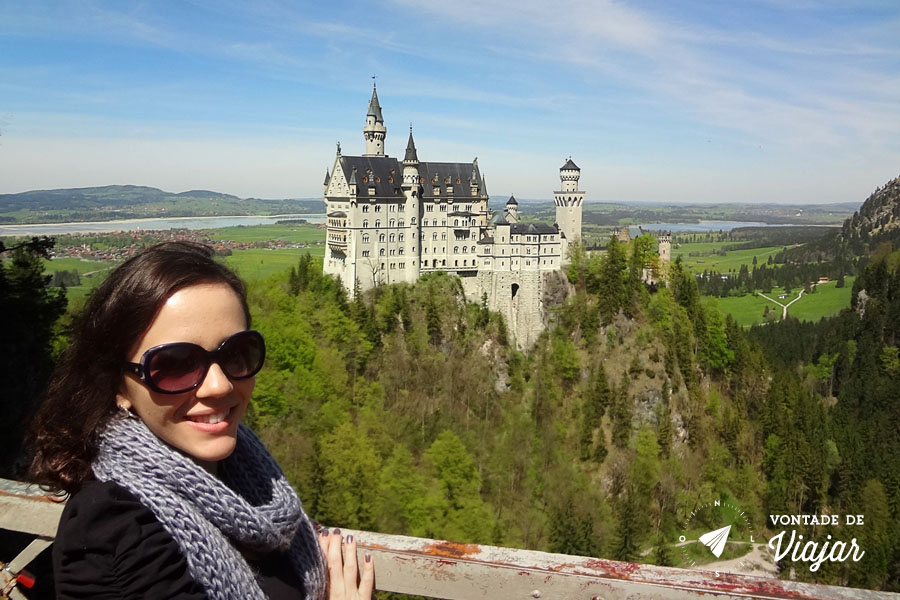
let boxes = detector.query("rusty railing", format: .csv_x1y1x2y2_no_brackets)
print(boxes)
1,478,898,600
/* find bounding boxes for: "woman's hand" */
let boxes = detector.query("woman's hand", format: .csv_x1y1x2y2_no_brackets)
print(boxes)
319,529,374,600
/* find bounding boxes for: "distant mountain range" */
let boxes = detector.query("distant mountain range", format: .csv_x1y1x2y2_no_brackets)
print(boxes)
0,185,323,224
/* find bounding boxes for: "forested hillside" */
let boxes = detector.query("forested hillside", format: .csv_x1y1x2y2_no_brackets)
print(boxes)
241,240,898,591
0,185,322,223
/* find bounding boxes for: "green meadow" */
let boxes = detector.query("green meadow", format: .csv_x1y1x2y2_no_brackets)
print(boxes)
714,278,855,327
673,242,784,273
206,223,324,244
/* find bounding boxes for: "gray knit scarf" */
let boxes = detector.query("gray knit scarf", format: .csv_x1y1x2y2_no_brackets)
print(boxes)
92,415,326,600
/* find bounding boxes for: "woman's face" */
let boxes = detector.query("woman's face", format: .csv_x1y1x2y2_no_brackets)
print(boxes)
117,283,255,465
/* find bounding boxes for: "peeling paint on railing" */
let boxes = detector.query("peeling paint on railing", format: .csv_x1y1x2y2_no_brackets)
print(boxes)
2,479,898,600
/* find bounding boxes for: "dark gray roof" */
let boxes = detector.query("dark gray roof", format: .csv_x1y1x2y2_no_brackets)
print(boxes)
327,211,347,218
340,156,404,198
449,210,478,217
506,195,518,205
404,127,418,162
324,170,331,186
478,236,495,244
420,161,484,199
560,158,580,171
367,85,384,122
510,223,558,235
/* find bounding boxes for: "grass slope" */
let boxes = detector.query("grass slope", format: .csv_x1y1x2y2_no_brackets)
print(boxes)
714,278,855,326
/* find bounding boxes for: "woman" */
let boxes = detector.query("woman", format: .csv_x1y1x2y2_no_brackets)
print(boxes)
28,241,373,599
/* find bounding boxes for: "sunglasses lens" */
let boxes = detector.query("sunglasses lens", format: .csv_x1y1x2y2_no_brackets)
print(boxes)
219,331,265,379
148,344,207,393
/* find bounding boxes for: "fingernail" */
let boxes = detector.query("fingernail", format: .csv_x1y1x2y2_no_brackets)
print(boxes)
332,528,341,536
365,554,371,563
347,535,355,544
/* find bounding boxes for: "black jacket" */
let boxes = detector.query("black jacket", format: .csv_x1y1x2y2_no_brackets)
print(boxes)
53,480,305,599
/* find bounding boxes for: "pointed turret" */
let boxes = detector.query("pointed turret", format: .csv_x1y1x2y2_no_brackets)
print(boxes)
363,81,387,156
324,169,331,186
367,83,384,123
404,125,418,163
506,194,519,223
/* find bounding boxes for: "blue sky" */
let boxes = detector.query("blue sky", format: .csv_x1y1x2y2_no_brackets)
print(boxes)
1,1,898,204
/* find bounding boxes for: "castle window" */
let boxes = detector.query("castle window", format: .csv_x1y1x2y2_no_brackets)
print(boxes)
379,234,385,243
424,260,429,267
411,217,417,225
454,205,460,212
526,248,531,254
465,204,471,211
399,233,405,242
454,260,458,266
362,219,369,228
390,249,396,256
362,234,370,243
433,186,440,195
362,205,369,212
390,263,395,269
462,246,467,253
442,220,446,226
389,219,395,227
441,233,447,240
362,250,370,257
484,260,489,265
432,232,437,241
526,260,530,266
398,220,405,227
362,176,368,183
445,177,451,184
463,260,467,266
375,176,381,183
453,246,459,254
399,247,404,255
442,260,446,266
379,248,385,256
375,205,382,212
471,246,476,253
368,187,375,196
389,233,395,242
454,219,459,226
375,220,381,228
389,204,395,212
440,205,447,212
426,204,434,212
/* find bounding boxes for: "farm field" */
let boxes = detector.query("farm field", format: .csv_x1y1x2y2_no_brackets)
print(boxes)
224,247,325,280
206,223,324,244
713,277,855,327
673,242,784,273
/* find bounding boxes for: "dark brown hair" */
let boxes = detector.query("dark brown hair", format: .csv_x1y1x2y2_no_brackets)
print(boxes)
28,241,250,493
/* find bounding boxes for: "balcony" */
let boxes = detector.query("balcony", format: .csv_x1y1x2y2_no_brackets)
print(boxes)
1,478,895,600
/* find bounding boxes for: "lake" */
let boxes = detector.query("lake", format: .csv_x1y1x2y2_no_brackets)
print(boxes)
632,221,784,233
0,214,326,237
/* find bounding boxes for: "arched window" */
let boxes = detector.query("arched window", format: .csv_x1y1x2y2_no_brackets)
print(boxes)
390,233,396,242
471,246,476,253
462,246,467,253
375,220,381,228
454,219,459,226
390,219,395,227
424,260,429,267
411,217,417,225
379,248,385,256
441,233,447,240
362,205,370,212
362,219,368,228
398,220,405,227
362,233,370,243
379,233,385,243
454,246,458,253
399,233,405,242
432,232,437,240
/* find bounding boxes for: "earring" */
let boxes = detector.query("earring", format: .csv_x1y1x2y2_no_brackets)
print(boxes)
117,403,136,419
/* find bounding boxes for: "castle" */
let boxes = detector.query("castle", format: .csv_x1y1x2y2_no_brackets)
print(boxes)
322,84,585,347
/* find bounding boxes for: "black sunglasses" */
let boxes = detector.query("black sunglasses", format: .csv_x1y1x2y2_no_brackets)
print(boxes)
124,330,266,394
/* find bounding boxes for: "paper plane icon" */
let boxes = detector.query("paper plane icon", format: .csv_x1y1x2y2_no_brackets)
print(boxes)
699,525,731,558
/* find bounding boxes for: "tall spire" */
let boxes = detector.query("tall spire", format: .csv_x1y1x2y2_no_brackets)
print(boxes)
404,124,418,162
367,79,384,123
363,79,387,156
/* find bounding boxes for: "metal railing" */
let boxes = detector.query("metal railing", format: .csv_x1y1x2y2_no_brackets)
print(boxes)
2,478,898,600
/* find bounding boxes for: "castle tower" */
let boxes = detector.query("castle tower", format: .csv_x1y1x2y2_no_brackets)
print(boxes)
657,231,671,263
402,125,419,187
554,158,585,262
363,82,387,156
505,195,519,223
